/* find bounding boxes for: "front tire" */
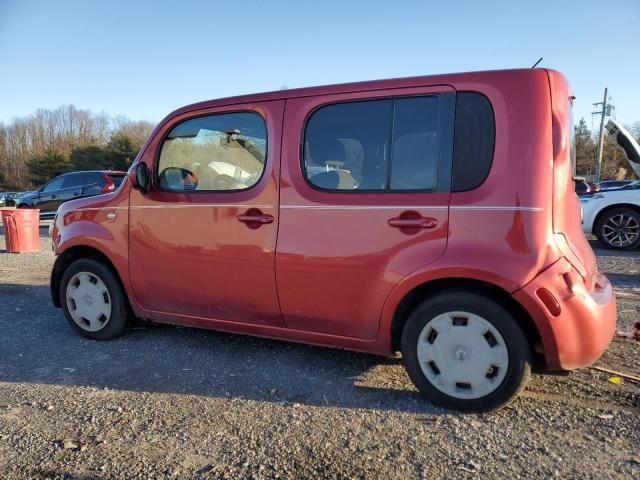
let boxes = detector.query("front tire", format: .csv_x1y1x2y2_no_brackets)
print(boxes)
595,207,640,250
59,258,130,340
401,290,532,412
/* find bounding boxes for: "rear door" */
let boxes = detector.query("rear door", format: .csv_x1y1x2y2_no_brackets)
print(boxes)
277,86,455,339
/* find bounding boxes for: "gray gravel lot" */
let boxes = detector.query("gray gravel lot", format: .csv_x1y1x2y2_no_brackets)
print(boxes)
0,224,639,479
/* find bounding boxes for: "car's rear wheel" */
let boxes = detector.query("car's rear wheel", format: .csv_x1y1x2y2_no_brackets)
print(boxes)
595,207,640,250
59,258,130,340
401,290,532,412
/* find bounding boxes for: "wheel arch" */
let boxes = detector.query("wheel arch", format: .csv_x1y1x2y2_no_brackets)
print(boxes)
51,245,129,310
389,277,542,361
592,202,640,234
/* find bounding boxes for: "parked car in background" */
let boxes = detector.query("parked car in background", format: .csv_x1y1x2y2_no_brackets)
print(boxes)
49,69,616,412
0,192,19,207
580,119,640,250
5,191,36,207
581,186,640,250
573,177,600,196
17,171,125,217
597,180,634,191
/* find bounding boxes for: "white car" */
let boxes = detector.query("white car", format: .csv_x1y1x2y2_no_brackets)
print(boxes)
579,119,640,250
581,184,640,250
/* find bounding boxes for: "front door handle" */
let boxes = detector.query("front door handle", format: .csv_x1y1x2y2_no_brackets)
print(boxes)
238,214,274,224
388,217,438,229
237,208,274,228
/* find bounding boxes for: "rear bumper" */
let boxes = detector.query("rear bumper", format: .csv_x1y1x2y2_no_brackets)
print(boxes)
513,258,616,370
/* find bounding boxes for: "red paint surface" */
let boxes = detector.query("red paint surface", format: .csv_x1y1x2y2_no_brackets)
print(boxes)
51,69,616,371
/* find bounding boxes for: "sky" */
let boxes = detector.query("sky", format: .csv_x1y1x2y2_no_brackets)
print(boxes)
1,0,639,128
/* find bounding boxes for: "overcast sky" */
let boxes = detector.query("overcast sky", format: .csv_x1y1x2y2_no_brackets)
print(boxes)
1,0,639,128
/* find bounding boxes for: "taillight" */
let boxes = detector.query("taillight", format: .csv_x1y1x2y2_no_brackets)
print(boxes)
101,174,115,193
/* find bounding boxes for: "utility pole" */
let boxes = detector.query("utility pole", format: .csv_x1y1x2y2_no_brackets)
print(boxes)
593,88,608,182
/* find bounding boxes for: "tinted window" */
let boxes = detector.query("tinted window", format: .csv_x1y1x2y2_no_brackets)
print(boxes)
158,112,267,192
451,92,495,192
303,96,440,191
61,173,85,189
41,176,66,192
391,97,439,190
85,172,105,187
110,174,125,187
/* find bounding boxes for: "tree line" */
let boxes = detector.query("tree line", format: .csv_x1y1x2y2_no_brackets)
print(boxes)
0,105,639,192
0,105,154,190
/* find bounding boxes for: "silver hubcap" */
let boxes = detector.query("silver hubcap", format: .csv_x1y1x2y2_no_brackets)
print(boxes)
417,311,509,399
603,213,640,247
65,272,112,332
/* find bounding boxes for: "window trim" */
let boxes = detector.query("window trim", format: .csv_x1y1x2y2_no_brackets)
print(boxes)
154,109,269,194
300,93,454,194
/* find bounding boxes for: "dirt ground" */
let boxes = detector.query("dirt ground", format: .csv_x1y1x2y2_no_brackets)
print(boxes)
0,223,638,479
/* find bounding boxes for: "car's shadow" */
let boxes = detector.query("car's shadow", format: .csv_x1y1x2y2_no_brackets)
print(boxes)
589,239,640,257
0,283,449,415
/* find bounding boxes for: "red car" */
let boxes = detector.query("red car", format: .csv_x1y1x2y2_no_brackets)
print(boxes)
49,69,616,411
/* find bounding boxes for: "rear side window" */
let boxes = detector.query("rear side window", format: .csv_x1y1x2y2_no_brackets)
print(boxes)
85,172,106,187
158,112,267,192
451,92,495,191
61,173,85,189
303,96,441,191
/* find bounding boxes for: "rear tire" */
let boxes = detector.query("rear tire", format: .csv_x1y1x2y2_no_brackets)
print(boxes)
59,258,130,340
401,290,532,412
595,207,640,250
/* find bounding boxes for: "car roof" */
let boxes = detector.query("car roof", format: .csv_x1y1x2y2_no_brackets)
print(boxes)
164,68,553,120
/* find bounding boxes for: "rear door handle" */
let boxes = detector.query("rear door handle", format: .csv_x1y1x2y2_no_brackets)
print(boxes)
238,213,274,224
388,217,438,229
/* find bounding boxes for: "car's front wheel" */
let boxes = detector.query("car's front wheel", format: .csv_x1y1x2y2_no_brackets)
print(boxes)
595,207,640,250
59,258,130,340
401,290,532,412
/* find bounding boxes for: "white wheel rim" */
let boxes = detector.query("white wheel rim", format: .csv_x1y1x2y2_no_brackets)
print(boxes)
417,311,509,399
65,272,112,332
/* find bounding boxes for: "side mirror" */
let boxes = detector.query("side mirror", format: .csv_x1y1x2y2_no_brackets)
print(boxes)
133,162,150,192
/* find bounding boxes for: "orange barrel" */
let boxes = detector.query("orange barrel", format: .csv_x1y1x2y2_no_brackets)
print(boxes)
1,208,40,253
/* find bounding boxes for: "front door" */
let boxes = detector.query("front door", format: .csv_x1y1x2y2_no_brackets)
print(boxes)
129,101,285,327
277,87,455,339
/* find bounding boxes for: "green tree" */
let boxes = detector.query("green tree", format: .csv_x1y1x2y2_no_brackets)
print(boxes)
70,144,109,170
26,149,70,186
574,118,595,176
106,132,138,170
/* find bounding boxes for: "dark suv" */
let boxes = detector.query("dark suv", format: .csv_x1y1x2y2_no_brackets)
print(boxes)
16,171,126,217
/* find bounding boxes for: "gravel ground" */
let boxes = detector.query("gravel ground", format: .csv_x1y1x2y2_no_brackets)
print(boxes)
0,224,638,479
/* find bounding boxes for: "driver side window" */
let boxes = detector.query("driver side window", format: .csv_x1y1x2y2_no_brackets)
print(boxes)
157,112,267,192
41,176,66,193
